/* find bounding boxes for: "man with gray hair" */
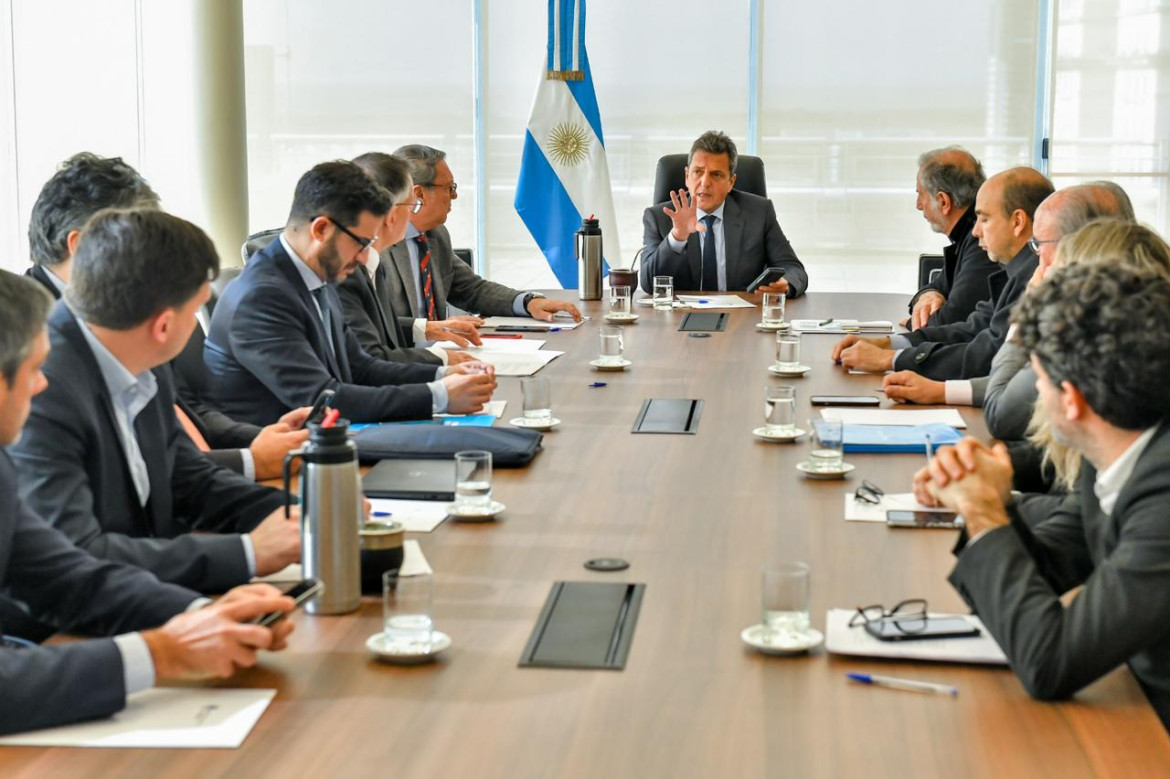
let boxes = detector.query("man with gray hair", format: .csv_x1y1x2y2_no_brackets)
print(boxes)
381,144,581,341
639,130,808,296
907,147,998,329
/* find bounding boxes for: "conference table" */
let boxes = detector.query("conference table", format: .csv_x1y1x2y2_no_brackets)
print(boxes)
3,291,1167,778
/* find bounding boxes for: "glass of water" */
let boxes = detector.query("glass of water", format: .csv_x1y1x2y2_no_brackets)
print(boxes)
382,569,434,653
454,450,493,511
521,376,552,423
652,275,674,310
762,562,811,642
609,285,631,317
809,418,844,472
761,292,785,327
599,325,624,365
775,333,801,371
764,385,796,436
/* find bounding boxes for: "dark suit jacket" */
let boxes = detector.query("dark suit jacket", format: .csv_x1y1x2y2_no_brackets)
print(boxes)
204,237,437,425
383,224,520,321
24,264,62,300
638,189,808,297
337,262,441,365
950,425,1170,729
894,246,1037,380
0,451,198,735
9,302,283,592
908,207,999,326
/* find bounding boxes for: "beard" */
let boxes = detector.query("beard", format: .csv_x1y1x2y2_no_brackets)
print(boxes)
318,239,346,283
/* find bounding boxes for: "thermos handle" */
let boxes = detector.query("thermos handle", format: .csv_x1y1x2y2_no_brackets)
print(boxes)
631,246,644,273
282,449,306,519
576,230,584,261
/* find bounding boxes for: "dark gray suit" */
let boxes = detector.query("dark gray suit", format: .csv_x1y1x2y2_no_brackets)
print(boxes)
639,189,808,297
23,264,63,300
9,302,283,592
204,238,437,426
337,262,441,365
908,207,999,326
950,425,1170,729
383,224,520,322
0,450,197,735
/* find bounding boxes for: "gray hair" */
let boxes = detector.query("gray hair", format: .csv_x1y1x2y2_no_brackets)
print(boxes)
0,271,53,385
917,146,985,210
352,152,413,204
688,130,738,174
393,145,446,188
1048,183,1136,238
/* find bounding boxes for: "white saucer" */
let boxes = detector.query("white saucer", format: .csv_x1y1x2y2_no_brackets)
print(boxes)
447,499,506,522
796,461,856,480
767,364,811,377
590,358,632,371
509,416,561,431
741,624,824,656
367,630,452,664
752,426,807,442
755,322,790,332
604,313,640,323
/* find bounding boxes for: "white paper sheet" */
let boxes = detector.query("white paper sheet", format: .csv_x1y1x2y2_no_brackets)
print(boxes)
676,294,756,309
844,492,955,523
824,609,1007,665
433,339,546,352
368,498,450,533
481,316,587,331
462,349,564,377
400,539,432,577
790,319,894,334
0,688,276,748
820,408,967,429
438,399,507,419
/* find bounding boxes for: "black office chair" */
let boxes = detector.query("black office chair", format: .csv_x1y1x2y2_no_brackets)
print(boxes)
651,153,768,206
917,254,945,288
453,248,474,269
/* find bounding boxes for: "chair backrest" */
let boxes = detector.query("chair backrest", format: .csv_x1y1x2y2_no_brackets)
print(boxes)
917,253,945,289
240,228,281,265
453,248,474,269
652,153,768,206
173,317,211,399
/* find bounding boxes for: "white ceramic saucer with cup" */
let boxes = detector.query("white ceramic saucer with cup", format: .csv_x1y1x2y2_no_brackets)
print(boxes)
590,357,632,371
367,630,452,664
752,426,806,442
447,499,506,522
767,364,811,377
510,416,561,431
740,624,824,655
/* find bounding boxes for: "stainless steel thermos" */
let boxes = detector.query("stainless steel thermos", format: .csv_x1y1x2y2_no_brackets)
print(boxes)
283,420,362,614
576,216,603,300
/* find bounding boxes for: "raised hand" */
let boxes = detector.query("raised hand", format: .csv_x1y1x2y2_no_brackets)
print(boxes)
662,189,706,242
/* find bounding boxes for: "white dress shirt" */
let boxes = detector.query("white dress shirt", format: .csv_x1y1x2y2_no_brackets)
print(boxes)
666,201,728,290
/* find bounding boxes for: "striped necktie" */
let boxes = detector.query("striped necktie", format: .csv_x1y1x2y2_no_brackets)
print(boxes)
414,233,438,320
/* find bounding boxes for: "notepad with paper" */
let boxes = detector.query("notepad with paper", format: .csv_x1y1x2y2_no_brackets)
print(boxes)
790,319,894,334
824,609,1008,665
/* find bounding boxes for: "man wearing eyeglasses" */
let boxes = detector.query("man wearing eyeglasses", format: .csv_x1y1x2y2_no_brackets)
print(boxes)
380,145,581,340
205,161,497,427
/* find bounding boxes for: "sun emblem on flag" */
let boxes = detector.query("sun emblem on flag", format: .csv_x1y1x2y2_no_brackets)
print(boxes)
547,122,591,166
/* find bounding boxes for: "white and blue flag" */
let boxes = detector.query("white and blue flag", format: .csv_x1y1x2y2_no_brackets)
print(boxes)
515,0,620,288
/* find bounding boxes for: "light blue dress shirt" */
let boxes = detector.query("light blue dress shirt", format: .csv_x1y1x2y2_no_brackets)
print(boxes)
666,201,728,290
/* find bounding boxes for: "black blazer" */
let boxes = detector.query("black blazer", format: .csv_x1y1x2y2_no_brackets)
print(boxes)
950,425,1170,729
894,246,1038,380
337,262,441,365
204,237,437,425
9,302,283,592
0,451,198,735
639,189,808,296
24,264,62,300
908,207,999,326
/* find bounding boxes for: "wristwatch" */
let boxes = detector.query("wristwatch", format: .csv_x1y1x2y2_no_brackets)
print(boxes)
522,292,546,312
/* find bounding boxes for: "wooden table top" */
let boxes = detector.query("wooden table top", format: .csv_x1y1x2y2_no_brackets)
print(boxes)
3,291,1167,778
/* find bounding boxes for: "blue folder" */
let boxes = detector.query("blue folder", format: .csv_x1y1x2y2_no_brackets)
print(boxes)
812,421,964,453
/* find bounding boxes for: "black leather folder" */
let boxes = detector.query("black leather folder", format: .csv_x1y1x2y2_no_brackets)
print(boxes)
519,581,645,670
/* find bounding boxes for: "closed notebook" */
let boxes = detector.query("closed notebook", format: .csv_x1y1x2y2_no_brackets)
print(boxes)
835,422,963,453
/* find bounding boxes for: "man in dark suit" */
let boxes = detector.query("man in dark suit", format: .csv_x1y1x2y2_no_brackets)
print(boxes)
638,130,807,297
912,253,1170,730
205,160,497,426
833,167,1053,380
907,147,998,329
10,210,301,593
339,152,481,366
0,269,296,736
381,144,580,343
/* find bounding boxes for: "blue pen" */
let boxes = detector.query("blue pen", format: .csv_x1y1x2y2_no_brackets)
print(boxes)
847,673,958,696
371,511,393,518
697,299,710,304
550,327,562,332
588,382,607,388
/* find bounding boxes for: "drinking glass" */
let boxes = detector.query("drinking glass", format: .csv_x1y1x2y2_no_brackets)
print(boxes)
652,276,674,310
775,333,801,371
809,418,844,472
762,562,811,641
599,325,624,365
764,385,796,436
761,292,786,327
609,285,631,317
521,376,552,423
382,570,434,652
454,450,492,510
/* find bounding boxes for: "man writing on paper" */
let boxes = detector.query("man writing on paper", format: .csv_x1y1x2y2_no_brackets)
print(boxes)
639,130,808,297
913,256,1170,730
0,269,296,736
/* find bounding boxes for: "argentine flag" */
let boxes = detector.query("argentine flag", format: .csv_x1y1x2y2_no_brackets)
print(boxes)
515,0,621,288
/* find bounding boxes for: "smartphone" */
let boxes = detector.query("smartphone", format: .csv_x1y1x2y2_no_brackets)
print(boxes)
810,395,880,407
746,267,787,293
255,579,323,628
886,510,963,530
302,389,336,429
864,615,982,642
494,325,550,332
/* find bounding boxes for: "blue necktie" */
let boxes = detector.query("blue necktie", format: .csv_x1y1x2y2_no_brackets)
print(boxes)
700,214,719,292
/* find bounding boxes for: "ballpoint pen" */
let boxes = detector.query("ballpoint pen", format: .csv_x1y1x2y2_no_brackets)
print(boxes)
818,317,834,327
481,334,523,339
846,673,958,697
924,432,934,465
